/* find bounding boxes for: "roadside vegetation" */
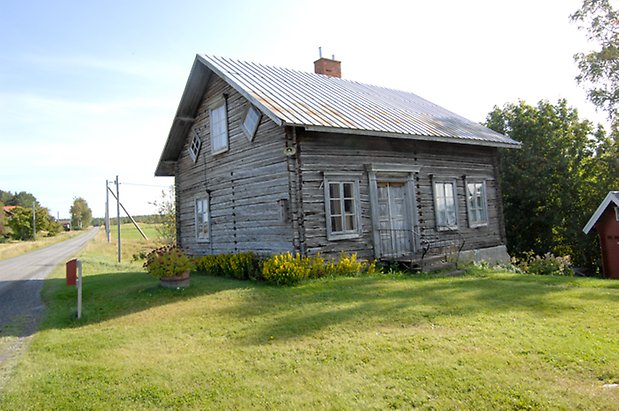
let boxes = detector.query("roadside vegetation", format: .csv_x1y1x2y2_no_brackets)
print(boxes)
1,229,618,410
0,230,84,261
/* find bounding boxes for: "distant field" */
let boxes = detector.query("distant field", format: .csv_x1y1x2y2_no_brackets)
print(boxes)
106,222,161,241
1,230,618,409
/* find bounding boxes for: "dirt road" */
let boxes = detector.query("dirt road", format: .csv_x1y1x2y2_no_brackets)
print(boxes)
0,228,99,373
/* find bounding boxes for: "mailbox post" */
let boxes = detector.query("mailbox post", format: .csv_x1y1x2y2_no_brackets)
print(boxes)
66,258,83,319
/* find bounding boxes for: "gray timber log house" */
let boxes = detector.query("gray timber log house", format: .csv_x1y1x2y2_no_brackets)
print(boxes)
155,54,520,267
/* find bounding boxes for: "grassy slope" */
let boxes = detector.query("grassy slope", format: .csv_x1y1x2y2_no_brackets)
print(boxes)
1,231,618,409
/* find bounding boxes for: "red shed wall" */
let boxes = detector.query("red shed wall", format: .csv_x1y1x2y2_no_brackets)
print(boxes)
596,206,619,279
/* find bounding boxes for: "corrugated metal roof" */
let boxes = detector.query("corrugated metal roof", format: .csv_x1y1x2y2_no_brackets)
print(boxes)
198,54,520,147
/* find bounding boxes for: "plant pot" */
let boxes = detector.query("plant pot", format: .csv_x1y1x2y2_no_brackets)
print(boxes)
159,271,191,289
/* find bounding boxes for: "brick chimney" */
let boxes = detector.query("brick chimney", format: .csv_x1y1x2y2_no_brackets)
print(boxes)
314,57,341,78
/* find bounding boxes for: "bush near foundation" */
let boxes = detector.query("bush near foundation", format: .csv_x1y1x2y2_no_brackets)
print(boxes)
194,251,379,285
194,252,261,280
261,252,379,286
512,252,573,276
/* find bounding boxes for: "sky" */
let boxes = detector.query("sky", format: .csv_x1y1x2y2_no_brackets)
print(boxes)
0,0,610,219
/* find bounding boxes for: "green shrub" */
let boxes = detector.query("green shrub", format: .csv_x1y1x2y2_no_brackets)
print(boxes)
262,252,379,285
513,252,572,276
143,246,195,278
194,252,261,280
261,252,310,285
194,255,221,276
307,253,328,279
326,252,378,276
195,251,380,285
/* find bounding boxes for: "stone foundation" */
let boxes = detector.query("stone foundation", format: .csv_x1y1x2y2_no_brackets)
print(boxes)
459,245,511,265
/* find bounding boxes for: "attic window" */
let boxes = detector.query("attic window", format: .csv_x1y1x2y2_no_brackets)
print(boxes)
242,105,261,141
188,132,201,163
615,206,619,222
210,99,228,154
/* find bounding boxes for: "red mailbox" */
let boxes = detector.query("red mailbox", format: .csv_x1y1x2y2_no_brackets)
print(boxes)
66,259,77,286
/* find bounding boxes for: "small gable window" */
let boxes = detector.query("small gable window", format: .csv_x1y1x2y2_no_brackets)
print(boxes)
188,132,201,163
210,99,228,154
242,105,262,141
433,179,458,230
466,180,488,227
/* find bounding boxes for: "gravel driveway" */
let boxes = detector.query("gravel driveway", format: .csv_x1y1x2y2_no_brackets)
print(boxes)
0,228,99,383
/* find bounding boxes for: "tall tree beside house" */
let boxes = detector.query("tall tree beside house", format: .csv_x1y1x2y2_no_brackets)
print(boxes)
486,99,616,270
572,0,619,137
571,0,619,179
70,197,92,230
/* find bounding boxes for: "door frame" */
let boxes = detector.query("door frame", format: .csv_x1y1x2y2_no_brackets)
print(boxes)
366,164,421,259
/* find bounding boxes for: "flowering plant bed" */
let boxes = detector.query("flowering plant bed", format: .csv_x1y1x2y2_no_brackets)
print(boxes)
143,245,194,282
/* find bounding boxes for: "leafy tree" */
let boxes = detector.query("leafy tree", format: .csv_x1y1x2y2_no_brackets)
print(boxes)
6,205,53,240
486,99,617,270
46,216,62,236
0,190,38,207
150,186,176,245
0,191,10,205
571,0,619,137
70,197,92,230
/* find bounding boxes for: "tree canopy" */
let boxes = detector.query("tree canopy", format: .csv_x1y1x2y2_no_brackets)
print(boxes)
486,99,617,271
70,197,92,230
571,0,619,138
5,205,61,240
0,190,38,208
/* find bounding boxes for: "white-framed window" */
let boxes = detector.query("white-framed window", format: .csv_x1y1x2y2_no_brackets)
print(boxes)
324,174,362,240
210,99,228,154
242,105,261,142
433,180,458,230
195,197,210,242
615,206,619,222
466,180,488,227
188,132,202,163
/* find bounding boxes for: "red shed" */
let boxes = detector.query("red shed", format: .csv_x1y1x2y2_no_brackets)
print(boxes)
583,191,619,279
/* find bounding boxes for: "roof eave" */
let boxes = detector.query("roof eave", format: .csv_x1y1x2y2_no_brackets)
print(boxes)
302,125,522,149
583,191,619,234
154,56,212,177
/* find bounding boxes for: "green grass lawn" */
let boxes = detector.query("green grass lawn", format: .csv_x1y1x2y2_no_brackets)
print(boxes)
1,232,618,409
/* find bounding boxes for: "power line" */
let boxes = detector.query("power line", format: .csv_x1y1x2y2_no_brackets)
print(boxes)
119,182,171,188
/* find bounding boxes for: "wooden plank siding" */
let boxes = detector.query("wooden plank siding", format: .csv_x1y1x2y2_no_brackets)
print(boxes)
175,76,294,255
172,75,506,261
296,130,505,260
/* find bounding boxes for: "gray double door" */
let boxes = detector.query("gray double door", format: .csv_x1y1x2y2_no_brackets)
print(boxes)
377,182,414,257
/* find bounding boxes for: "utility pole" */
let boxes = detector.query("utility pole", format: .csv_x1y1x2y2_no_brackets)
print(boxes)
32,202,36,241
105,180,110,243
115,175,121,263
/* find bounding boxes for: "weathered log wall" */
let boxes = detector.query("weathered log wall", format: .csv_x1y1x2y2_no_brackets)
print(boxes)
175,76,294,255
297,131,505,260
